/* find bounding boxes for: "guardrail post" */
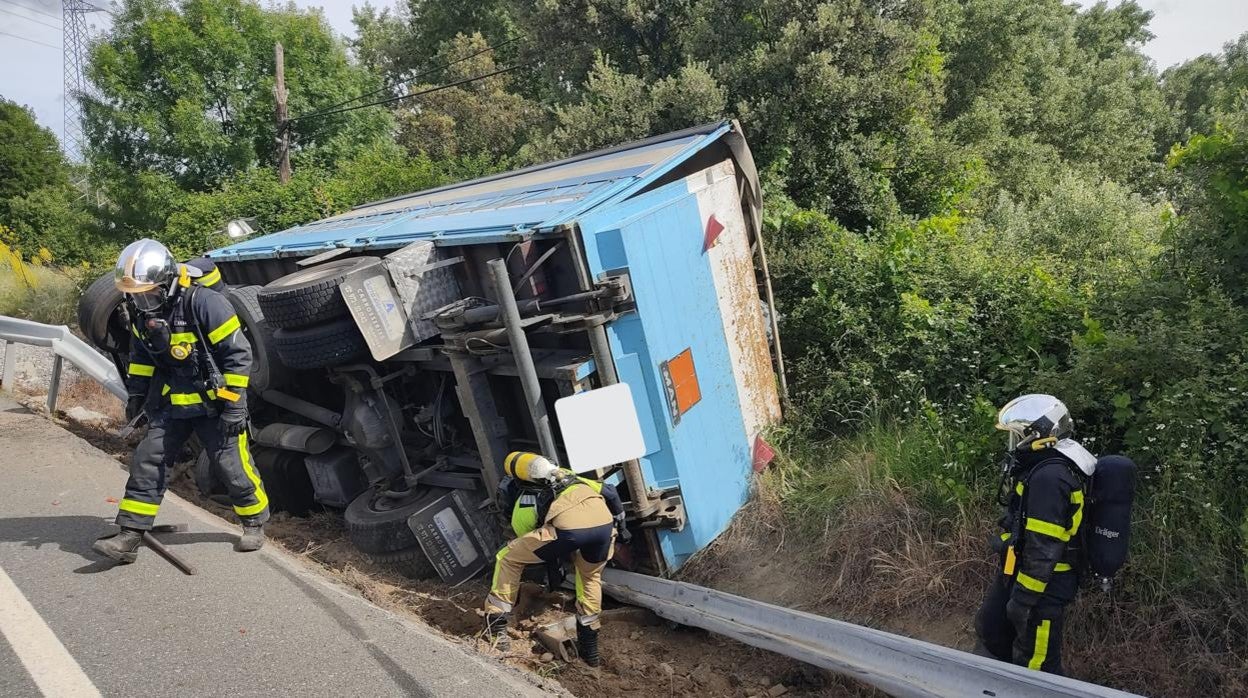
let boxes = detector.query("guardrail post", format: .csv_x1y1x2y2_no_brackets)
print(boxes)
47,355,64,414
1,339,15,393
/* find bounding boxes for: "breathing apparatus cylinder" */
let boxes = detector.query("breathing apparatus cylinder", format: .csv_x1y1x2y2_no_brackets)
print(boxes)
1087,454,1135,581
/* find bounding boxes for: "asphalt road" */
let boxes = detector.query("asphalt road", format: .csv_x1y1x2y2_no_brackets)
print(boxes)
0,395,553,698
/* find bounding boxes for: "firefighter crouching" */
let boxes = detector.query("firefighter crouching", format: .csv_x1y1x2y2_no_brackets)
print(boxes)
92,239,269,563
484,452,629,666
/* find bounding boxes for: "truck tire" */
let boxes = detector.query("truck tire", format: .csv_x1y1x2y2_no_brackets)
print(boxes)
366,547,437,580
256,257,380,330
345,486,448,555
224,285,288,392
77,271,129,356
272,318,368,370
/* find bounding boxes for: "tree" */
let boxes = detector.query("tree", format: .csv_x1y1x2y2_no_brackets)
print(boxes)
0,98,106,263
1168,113,1248,296
352,0,518,85
0,99,69,205
393,33,542,162
1161,33,1248,148
520,56,726,162
940,0,1167,196
82,0,391,195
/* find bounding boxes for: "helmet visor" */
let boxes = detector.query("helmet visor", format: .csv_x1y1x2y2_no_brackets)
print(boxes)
129,289,166,312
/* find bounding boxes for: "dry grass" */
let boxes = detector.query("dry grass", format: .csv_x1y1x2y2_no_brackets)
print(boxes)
0,255,83,326
680,436,1248,697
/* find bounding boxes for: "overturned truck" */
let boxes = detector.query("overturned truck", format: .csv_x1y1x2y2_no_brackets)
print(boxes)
80,121,784,580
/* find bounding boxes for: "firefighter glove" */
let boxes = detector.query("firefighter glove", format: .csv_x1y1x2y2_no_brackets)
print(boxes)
1006,596,1033,633
614,512,632,544
125,395,146,422
220,402,248,437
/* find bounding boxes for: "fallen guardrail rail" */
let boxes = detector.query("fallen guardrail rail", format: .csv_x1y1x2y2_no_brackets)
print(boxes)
0,315,126,411
602,568,1140,698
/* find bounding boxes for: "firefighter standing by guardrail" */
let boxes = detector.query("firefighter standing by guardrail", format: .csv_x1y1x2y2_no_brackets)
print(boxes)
975,394,1135,675
91,239,269,563
483,452,629,666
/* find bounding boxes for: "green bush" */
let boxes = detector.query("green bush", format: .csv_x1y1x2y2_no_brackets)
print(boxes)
767,174,1248,607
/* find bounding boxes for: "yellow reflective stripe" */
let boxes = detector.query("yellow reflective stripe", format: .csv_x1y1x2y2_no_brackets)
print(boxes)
169,332,197,344
1017,572,1047,593
199,267,222,286
1028,619,1052,670
131,324,141,338
119,498,159,517
162,384,170,396
233,431,269,517
223,373,249,388
490,546,511,597
575,566,586,604
1054,562,1073,572
207,315,241,344
1068,496,1084,538
1070,490,1084,503
999,531,1011,541
169,392,202,405
1026,517,1071,542
127,363,155,377
1015,482,1024,496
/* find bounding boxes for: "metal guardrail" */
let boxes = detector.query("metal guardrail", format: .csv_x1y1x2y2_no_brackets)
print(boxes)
602,569,1140,698
0,316,126,412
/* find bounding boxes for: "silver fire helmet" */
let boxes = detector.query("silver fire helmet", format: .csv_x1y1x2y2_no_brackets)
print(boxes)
115,238,178,311
995,394,1074,452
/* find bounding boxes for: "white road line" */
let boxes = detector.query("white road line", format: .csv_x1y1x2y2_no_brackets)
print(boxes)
0,566,101,698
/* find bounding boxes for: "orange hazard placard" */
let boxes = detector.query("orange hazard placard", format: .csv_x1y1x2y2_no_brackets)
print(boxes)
660,348,701,425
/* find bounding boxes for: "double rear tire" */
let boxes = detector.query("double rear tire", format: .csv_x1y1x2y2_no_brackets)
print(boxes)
257,257,377,370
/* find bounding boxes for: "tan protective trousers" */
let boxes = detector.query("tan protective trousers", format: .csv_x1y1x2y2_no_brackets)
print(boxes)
485,522,615,629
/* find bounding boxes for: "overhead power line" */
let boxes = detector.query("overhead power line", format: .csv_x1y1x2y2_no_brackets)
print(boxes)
0,29,59,49
310,35,524,117
288,61,533,125
0,5,62,30
0,0,61,21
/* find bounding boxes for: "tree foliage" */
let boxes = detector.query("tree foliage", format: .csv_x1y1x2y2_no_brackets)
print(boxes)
83,0,391,194
0,99,69,204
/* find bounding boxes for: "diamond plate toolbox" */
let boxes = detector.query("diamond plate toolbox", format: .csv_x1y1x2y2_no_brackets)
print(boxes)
383,241,462,343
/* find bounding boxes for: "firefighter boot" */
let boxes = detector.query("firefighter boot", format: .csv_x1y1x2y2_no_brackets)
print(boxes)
485,612,511,652
577,620,600,667
92,528,143,564
237,524,265,552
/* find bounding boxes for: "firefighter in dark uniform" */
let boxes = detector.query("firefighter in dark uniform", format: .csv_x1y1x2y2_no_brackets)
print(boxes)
484,452,629,666
92,239,269,563
974,394,1097,675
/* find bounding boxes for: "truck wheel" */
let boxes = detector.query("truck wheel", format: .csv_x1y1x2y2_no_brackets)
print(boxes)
224,285,289,392
366,547,437,580
272,318,368,369
77,271,129,356
345,486,447,554
256,257,380,330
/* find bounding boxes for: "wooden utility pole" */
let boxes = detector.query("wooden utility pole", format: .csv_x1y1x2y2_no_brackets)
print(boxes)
274,42,291,184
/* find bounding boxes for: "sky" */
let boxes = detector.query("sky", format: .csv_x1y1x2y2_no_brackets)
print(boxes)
0,0,1246,154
